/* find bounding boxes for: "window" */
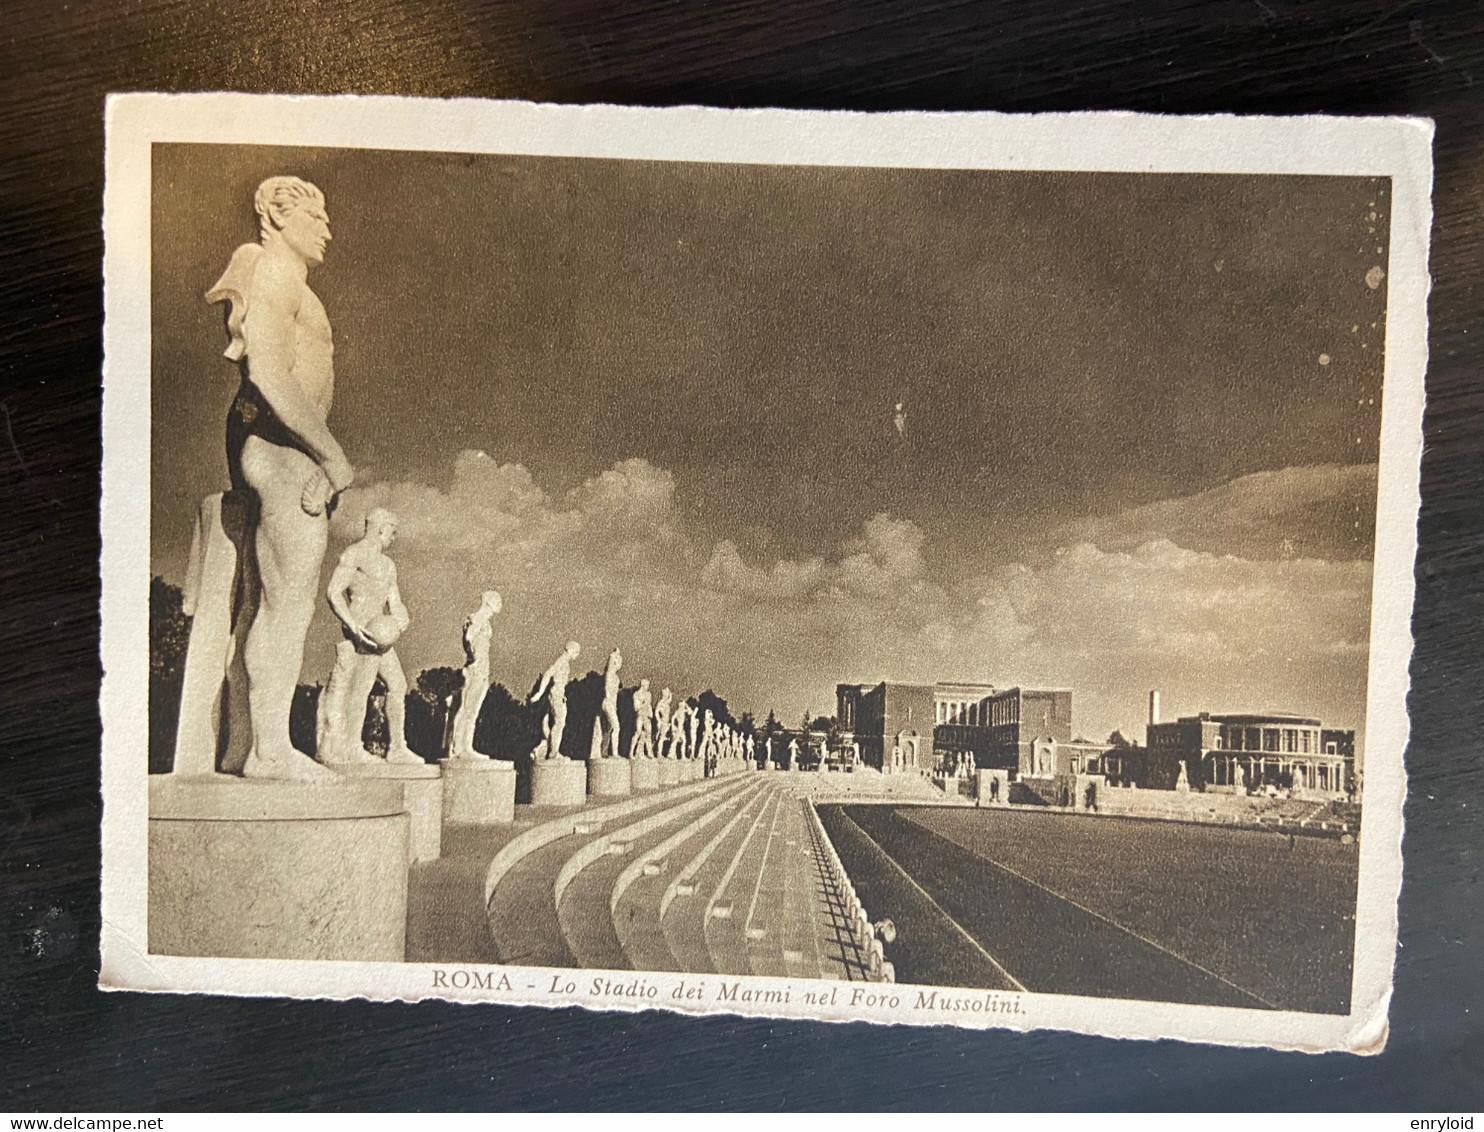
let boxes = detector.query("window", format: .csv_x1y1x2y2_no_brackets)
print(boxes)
1264,729,1279,752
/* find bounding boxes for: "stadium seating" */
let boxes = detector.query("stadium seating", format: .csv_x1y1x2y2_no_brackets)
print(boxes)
481,773,888,981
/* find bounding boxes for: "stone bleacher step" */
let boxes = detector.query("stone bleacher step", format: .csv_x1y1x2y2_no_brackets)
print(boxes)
642,858,667,877
746,926,767,941
674,881,697,897
711,901,734,919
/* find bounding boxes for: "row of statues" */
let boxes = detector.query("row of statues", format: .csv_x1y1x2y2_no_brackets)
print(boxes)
189,174,770,782
306,501,759,769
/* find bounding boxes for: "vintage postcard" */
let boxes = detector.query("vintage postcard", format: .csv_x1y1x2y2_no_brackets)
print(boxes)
100,94,1431,1054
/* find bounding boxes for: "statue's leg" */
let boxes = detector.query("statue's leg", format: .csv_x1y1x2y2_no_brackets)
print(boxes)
381,650,421,763
339,647,383,762
452,659,489,758
316,637,359,764
549,699,568,759
605,708,621,759
238,438,336,782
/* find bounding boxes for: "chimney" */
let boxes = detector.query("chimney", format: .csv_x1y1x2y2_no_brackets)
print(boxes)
1148,690,1160,726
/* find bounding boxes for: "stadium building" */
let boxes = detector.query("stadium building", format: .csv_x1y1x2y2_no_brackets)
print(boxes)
1144,709,1356,799
835,681,1093,777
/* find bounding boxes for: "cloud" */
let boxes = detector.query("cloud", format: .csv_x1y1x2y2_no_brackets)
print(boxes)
1055,463,1377,560
307,451,1372,753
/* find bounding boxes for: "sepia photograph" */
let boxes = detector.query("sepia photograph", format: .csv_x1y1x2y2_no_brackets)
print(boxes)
99,96,1430,1055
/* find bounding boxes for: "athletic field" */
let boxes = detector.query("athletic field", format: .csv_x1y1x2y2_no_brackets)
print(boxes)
819,804,1358,1014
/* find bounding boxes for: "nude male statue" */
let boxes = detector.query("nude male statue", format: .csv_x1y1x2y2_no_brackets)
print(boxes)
687,704,701,762
653,687,673,757
207,176,352,781
316,508,419,766
599,648,623,759
529,641,580,759
449,590,503,760
630,678,654,760
671,703,690,760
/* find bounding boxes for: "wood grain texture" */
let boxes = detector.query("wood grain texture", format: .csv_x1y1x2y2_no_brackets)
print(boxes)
1,0,1480,1110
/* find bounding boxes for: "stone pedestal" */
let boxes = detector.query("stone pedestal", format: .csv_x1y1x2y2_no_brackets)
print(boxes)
439,757,516,826
148,775,408,962
531,757,587,807
631,757,660,791
588,756,632,798
686,760,702,781
342,759,443,862
657,759,682,787
764,761,776,771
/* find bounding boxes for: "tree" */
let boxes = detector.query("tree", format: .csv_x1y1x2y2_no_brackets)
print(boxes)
809,715,834,733
1107,729,1133,748
407,666,462,759
473,682,541,762
696,689,735,730
148,576,191,773
563,671,605,759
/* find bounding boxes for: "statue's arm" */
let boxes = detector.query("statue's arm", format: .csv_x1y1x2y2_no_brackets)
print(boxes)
387,562,411,631
326,553,373,647
531,666,554,704
243,262,352,490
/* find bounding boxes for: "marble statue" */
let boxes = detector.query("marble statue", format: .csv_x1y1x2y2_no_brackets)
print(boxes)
698,710,714,763
746,734,755,763
316,508,419,766
448,590,502,760
599,648,623,758
765,736,773,763
673,703,690,759
1233,762,1247,791
1175,761,1190,792
207,175,349,781
630,678,655,759
788,737,800,765
653,687,673,756
529,641,580,759
687,704,701,760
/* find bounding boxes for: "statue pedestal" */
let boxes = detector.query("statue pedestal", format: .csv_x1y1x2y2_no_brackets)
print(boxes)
764,761,776,771
588,757,632,798
686,760,702,781
657,759,681,787
630,757,660,791
439,757,516,826
342,759,443,862
531,757,587,807
148,775,408,961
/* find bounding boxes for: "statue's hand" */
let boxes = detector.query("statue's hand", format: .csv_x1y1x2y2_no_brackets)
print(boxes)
300,468,332,516
324,453,355,494
348,622,379,651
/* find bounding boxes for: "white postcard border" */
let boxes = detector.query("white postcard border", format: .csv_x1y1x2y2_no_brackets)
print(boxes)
100,93,1433,1055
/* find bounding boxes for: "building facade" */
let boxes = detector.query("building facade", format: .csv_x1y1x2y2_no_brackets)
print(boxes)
837,680,998,774
1145,711,1354,798
836,681,1078,775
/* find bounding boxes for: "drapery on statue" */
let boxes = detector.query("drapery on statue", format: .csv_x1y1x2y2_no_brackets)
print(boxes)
316,508,420,766
448,590,502,760
202,175,352,782
529,641,580,759
599,648,623,758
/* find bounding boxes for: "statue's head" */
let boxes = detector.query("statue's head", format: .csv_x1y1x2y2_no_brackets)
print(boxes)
609,647,622,670
365,507,398,548
564,640,581,660
481,590,503,614
639,678,650,692
254,176,330,266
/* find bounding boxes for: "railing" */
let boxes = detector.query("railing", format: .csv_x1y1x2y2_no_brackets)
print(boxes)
803,798,894,984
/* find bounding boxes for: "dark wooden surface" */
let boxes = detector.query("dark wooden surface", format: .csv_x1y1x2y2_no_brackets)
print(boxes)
1,0,1480,1112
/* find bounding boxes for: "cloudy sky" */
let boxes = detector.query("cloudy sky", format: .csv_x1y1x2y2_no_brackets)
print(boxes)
150,143,1389,747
